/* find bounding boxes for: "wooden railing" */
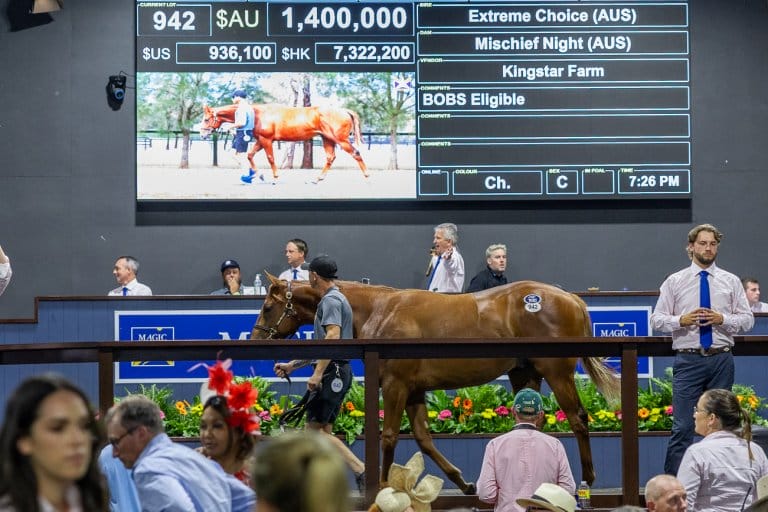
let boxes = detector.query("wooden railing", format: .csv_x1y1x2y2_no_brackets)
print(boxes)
3,336,768,507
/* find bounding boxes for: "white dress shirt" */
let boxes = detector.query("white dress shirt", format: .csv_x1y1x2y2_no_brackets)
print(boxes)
108,278,153,296
751,301,768,313
677,430,768,511
278,266,309,281
0,261,10,297
651,262,753,349
426,248,465,293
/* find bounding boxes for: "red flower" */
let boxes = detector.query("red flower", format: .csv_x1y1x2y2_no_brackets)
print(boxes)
207,361,233,395
228,409,260,433
228,381,258,411
665,405,673,415
555,410,567,422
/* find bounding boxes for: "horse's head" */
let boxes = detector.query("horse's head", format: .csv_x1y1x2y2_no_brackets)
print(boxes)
251,273,319,340
199,106,222,140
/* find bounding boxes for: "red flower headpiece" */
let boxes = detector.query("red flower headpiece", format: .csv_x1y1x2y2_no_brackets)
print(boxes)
202,359,261,434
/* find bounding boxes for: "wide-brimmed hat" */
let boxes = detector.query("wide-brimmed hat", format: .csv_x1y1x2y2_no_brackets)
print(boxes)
516,483,578,512
745,475,768,511
372,452,443,512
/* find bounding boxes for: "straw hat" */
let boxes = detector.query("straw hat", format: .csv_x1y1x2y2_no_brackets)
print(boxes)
515,483,578,512
370,452,444,512
745,475,768,512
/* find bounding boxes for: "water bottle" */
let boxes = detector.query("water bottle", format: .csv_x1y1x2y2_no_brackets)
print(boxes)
577,480,591,509
253,274,264,295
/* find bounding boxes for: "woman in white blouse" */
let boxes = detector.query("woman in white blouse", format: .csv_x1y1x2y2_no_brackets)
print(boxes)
678,388,768,511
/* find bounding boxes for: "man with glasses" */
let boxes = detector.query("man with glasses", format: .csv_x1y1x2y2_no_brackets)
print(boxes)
105,395,255,512
651,223,753,475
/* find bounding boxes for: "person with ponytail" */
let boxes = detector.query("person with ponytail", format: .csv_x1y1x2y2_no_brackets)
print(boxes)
251,431,350,512
677,388,768,511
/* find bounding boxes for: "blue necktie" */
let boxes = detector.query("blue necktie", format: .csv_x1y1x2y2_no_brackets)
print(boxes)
426,255,442,291
292,269,298,280
122,286,128,296
699,270,712,349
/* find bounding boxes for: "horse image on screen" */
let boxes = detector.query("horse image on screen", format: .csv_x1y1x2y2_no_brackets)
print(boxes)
252,276,620,493
199,103,369,183
136,72,416,201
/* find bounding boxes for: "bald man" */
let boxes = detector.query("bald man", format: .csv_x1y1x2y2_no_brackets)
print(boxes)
645,474,687,512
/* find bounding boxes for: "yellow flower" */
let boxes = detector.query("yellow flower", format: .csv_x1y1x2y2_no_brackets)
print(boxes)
737,394,744,403
480,409,496,419
350,410,365,418
650,408,661,416
254,403,264,412
269,404,283,415
638,407,650,419
453,396,461,408
749,395,759,409
546,415,556,425
428,410,438,419
175,401,187,415
190,403,203,415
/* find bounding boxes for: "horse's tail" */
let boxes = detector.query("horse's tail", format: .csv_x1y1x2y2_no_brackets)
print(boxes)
573,293,622,404
346,109,363,146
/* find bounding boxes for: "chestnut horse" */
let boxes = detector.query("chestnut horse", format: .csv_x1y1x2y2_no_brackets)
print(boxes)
199,104,369,182
251,275,620,493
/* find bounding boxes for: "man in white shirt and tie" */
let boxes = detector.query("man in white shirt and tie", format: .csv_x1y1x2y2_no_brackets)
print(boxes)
108,256,153,296
426,223,465,293
278,239,309,281
650,223,753,475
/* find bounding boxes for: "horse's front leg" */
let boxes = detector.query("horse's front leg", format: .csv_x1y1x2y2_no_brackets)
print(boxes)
312,139,337,183
381,383,409,488
405,398,476,495
259,138,280,179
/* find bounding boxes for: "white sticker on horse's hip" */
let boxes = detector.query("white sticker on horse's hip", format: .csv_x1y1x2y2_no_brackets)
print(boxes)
523,294,542,313
331,378,344,393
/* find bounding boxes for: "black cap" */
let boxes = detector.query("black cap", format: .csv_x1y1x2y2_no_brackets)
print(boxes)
308,255,338,279
220,259,240,272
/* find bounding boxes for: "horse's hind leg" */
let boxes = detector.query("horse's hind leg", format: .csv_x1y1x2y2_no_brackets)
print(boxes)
337,139,369,178
536,358,595,485
405,397,475,494
258,138,280,179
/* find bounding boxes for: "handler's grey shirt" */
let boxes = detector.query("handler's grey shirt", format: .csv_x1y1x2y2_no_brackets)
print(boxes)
314,286,353,339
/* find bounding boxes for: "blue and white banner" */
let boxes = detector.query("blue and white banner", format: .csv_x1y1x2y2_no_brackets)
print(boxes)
115,306,652,383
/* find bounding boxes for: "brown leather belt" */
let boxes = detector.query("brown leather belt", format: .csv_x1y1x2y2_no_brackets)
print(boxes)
676,346,731,357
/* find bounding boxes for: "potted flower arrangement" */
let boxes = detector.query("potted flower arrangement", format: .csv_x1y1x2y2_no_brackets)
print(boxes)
126,372,768,441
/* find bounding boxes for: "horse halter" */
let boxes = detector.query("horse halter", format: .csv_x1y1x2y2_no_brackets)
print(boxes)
253,281,297,340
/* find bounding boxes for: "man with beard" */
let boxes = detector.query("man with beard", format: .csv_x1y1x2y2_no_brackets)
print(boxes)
651,223,753,475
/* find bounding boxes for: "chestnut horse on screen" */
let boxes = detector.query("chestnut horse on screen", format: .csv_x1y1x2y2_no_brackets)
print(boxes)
199,104,369,182
251,276,619,493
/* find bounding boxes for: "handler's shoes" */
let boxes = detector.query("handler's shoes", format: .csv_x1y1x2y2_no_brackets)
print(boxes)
240,174,254,184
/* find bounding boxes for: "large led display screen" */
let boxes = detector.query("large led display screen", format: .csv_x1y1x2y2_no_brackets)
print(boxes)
136,1,690,202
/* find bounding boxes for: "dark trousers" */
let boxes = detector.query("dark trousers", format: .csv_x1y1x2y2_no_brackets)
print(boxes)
664,351,734,475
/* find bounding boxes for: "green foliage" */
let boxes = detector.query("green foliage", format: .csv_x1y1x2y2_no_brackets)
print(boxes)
127,372,768,442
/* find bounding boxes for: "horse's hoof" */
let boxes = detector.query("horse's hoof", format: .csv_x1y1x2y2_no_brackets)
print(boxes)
463,482,477,495
258,174,265,182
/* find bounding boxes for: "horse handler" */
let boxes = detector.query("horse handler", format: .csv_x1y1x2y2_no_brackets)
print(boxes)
273,255,366,491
